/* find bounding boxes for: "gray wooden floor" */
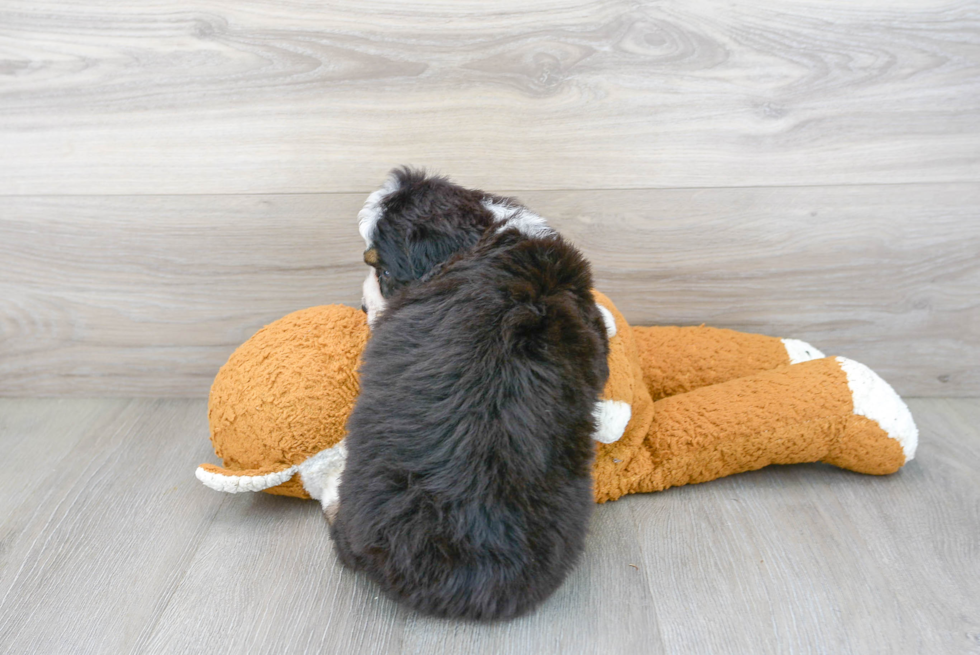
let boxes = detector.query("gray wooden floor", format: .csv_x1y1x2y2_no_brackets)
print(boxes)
0,398,977,654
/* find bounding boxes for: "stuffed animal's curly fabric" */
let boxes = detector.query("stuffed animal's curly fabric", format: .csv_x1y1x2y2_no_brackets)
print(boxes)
196,292,917,508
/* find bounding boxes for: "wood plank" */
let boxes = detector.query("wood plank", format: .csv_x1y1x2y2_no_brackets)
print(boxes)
141,437,663,655
0,399,223,654
0,193,364,397
627,397,980,655
399,498,665,655
1,398,976,654
545,184,980,398
0,398,127,514
137,491,408,654
2,183,977,397
0,0,978,194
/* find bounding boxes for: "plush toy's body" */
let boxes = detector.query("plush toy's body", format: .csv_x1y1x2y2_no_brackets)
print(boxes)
197,292,917,509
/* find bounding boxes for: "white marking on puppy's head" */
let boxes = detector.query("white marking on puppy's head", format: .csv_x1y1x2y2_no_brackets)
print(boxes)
358,172,402,248
362,268,386,328
481,199,553,239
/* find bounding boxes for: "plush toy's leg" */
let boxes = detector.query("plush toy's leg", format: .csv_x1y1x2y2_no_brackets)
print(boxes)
631,325,824,401
594,356,917,503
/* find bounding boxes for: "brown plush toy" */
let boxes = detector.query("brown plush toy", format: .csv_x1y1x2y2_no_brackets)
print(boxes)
196,292,917,511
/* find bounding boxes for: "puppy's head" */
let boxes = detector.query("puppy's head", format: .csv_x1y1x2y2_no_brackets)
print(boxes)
357,167,497,325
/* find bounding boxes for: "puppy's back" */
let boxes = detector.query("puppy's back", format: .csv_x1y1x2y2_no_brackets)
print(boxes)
331,231,609,620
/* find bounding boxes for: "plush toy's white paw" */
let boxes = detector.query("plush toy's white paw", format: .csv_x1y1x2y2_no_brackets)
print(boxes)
298,441,348,515
592,399,631,444
782,338,825,364
837,356,918,461
596,305,617,338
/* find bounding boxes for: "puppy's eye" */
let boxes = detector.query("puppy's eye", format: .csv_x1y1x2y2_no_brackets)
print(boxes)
383,270,390,277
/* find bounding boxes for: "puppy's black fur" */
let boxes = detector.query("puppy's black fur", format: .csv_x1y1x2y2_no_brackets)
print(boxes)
332,173,608,621
366,168,517,298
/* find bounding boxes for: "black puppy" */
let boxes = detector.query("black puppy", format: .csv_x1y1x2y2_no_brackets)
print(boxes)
330,169,609,620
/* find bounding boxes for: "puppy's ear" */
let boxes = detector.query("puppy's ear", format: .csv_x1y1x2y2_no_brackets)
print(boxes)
364,248,379,266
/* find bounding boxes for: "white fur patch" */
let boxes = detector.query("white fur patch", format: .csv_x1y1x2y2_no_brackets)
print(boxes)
362,269,385,328
298,440,348,514
358,173,402,247
836,356,918,461
782,338,825,364
482,199,553,239
592,399,632,444
597,305,617,338
195,464,298,493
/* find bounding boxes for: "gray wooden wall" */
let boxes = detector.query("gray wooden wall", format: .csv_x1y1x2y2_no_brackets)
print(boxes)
1,1,978,397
